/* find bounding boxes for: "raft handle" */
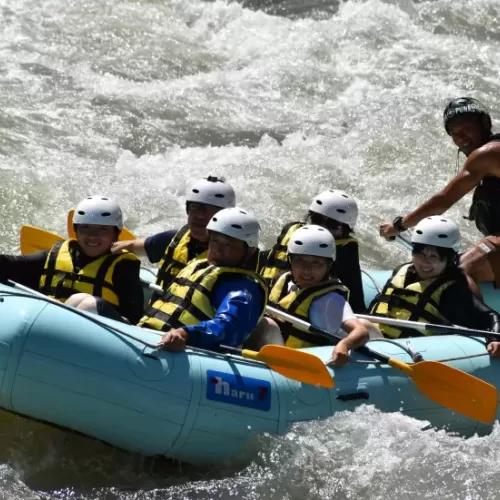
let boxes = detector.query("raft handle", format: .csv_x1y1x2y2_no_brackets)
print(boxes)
142,346,160,359
336,392,369,402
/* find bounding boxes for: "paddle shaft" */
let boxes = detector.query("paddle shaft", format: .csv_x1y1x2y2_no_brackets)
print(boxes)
356,313,498,338
265,306,390,363
395,234,412,251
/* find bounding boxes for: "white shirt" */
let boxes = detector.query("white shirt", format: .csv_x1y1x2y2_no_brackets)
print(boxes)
287,282,356,336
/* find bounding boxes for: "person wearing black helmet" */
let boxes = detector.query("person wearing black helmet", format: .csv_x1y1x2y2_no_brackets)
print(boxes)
379,97,500,294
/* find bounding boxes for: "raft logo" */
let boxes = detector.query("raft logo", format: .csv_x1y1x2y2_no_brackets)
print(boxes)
206,370,271,411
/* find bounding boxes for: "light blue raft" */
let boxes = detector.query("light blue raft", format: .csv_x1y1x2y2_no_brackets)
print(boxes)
0,269,498,466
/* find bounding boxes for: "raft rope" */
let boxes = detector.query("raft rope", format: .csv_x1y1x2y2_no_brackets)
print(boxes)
0,288,293,368
0,287,492,368
350,352,490,364
0,289,160,348
361,269,381,294
367,338,419,361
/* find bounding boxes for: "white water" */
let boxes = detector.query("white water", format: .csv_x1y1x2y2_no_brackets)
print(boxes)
1,0,500,497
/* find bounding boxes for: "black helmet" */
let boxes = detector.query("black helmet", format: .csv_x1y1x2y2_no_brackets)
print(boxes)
443,97,492,135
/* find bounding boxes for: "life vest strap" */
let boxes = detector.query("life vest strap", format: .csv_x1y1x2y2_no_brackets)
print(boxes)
40,242,119,300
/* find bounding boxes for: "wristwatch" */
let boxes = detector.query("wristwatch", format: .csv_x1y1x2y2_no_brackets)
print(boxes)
392,216,407,233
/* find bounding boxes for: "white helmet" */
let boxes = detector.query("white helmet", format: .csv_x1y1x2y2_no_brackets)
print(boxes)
288,225,336,260
206,207,260,247
73,195,123,230
309,189,358,229
411,216,460,252
186,177,236,209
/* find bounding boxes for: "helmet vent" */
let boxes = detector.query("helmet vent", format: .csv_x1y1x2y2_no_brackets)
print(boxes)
337,208,346,214
231,224,243,229
438,234,448,239
214,194,224,198
294,240,304,245
319,243,328,248
192,189,200,194
101,212,111,217
416,230,423,235
315,200,323,205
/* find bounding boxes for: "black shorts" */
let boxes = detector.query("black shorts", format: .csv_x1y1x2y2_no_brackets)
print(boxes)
95,298,126,323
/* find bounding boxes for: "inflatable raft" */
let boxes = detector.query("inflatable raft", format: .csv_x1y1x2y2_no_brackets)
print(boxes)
0,268,498,465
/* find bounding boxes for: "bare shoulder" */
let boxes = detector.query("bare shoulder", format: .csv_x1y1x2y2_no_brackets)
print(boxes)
465,142,500,176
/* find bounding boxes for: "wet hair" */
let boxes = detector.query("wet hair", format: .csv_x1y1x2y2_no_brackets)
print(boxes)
288,254,338,280
74,225,120,239
328,261,339,279
305,211,352,238
411,243,459,267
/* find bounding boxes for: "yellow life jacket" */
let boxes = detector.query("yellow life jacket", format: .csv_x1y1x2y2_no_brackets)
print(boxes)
260,222,359,286
370,263,455,338
154,225,208,292
268,271,350,349
152,227,263,304
38,239,139,306
139,259,268,332
260,222,304,285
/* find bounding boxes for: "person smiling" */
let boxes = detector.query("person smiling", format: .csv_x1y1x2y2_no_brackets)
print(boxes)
111,176,238,301
379,97,500,290
260,189,365,313
139,207,267,352
367,216,500,340
0,196,144,324
251,224,369,367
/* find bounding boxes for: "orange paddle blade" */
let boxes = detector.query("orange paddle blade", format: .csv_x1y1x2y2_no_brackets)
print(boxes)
242,344,334,389
67,210,137,240
389,358,498,424
20,225,64,255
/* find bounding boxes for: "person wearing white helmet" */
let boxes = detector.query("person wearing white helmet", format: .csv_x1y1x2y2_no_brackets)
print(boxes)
139,207,268,352
248,225,369,366
0,196,144,324
368,216,500,339
379,97,500,292
112,176,238,299
260,189,365,313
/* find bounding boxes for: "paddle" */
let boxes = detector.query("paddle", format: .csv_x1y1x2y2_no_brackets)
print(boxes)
67,210,137,241
266,305,498,423
220,344,334,388
20,225,64,255
395,234,412,251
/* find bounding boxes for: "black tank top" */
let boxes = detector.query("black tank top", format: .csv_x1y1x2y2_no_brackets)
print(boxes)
469,134,500,236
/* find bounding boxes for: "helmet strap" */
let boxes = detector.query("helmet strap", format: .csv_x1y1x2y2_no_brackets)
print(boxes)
239,244,251,267
222,243,253,268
